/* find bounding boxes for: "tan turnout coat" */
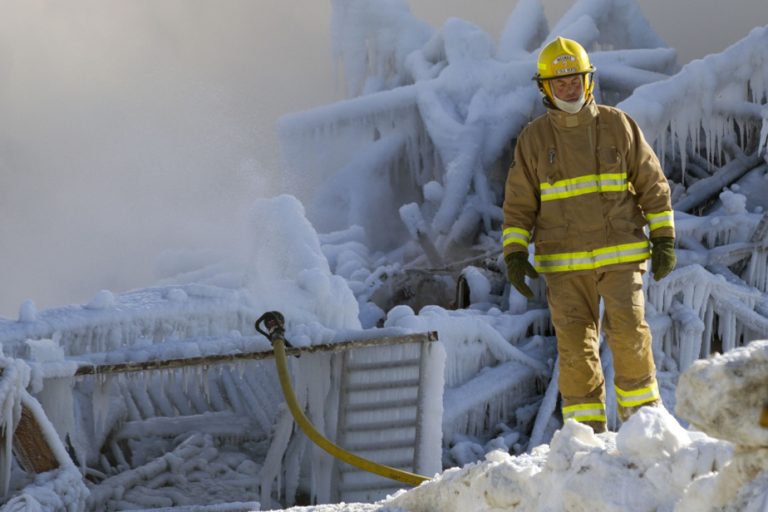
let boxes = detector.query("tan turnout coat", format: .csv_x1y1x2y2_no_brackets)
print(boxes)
502,98,675,273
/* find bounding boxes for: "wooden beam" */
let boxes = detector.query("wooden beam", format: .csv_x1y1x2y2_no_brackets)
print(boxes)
114,412,258,441
0,369,61,474
73,331,438,377
11,405,59,474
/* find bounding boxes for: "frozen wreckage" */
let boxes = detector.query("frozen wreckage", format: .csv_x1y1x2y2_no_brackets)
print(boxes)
0,0,768,509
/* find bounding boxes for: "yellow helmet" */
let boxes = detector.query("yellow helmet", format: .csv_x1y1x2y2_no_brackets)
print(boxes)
534,37,596,107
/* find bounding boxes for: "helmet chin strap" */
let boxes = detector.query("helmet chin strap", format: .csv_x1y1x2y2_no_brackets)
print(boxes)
553,91,585,114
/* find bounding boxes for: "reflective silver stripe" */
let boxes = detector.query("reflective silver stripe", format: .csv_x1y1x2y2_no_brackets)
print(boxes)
540,173,628,201
534,242,650,272
502,227,530,248
646,211,674,231
562,402,606,422
615,382,660,407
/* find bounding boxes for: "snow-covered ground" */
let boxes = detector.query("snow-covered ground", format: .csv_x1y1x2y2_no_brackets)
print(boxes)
1,0,768,510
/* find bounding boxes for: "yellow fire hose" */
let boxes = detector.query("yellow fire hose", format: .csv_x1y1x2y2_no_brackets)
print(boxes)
761,404,768,428
256,311,430,487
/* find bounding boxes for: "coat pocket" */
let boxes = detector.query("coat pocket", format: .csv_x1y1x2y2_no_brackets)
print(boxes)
608,217,647,243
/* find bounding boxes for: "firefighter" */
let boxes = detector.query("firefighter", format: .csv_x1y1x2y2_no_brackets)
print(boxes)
502,37,676,433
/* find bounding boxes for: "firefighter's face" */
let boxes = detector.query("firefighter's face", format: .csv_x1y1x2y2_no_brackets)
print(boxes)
550,75,583,102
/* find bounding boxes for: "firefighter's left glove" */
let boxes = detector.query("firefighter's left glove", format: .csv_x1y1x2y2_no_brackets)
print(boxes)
651,237,676,281
504,252,539,299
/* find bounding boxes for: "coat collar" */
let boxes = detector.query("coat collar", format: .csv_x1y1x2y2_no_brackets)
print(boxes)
545,97,598,129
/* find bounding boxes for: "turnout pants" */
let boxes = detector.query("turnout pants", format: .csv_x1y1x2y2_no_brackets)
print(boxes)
544,269,660,428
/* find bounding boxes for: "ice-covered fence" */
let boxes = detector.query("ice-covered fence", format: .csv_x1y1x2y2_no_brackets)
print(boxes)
620,26,768,177
0,285,258,358
675,209,762,258
649,264,768,373
19,334,285,480
675,207,768,292
0,285,280,476
4,302,443,509
382,305,554,448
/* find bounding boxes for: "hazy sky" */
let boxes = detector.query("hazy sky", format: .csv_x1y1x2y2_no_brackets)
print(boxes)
0,1,764,317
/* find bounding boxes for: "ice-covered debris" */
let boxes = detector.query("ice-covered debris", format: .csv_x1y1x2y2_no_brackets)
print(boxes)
383,305,416,329
421,181,443,204
398,202,429,240
24,338,75,393
546,0,667,51
247,194,361,332
620,26,768,173
330,0,432,96
87,433,260,510
84,289,115,310
460,266,491,305
442,18,493,64
283,0,682,259
675,339,768,446
165,288,189,302
616,405,691,467
248,195,331,284
0,465,89,512
496,0,548,62
24,338,64,363
720,190,748,215
17,300,36,323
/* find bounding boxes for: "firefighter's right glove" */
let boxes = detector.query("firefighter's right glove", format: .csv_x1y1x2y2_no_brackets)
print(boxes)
651,237,676,281
504,252,539,299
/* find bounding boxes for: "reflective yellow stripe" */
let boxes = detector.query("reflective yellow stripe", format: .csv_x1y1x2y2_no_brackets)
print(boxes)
615,382,660,407
540,173,628,201
502,227,531,248
563,402,606,422
534,241,650,273
646,210,675,231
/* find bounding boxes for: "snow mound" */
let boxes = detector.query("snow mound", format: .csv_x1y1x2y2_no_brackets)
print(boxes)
676,339,768,446
382,407,732,512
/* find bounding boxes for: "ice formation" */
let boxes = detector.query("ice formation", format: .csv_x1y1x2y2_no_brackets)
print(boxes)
621,26,768,179
1,0,768,510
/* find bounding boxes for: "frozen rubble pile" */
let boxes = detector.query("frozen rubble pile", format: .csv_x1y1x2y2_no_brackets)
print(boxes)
1,1,767,510
282,0,768,403
280,0,677,261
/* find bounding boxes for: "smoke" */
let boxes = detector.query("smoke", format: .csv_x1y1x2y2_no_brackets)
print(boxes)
0,0,335,317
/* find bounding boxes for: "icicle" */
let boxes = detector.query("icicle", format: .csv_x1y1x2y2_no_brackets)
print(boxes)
201,365,210,403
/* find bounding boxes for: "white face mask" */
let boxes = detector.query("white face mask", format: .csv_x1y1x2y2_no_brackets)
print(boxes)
553,91,585,114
